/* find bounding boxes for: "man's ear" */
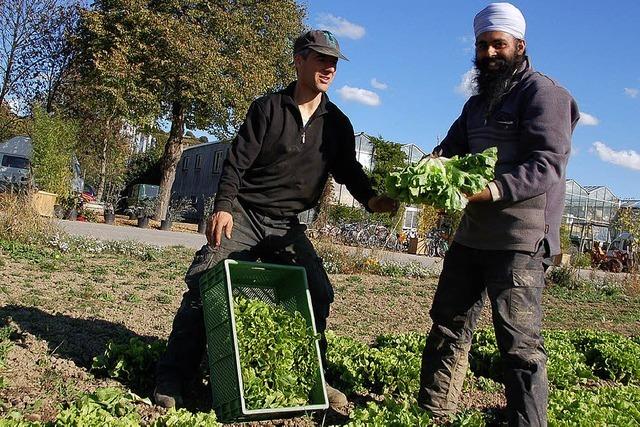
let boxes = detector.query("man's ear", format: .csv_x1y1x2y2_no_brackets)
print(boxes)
516,39,526,54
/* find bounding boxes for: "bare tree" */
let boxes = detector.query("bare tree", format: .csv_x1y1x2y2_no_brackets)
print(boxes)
0,0,74,111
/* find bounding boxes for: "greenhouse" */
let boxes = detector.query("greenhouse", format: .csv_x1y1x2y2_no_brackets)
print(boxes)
563,180,621,243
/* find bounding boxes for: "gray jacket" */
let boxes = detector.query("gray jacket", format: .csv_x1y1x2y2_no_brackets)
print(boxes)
435,60,579,256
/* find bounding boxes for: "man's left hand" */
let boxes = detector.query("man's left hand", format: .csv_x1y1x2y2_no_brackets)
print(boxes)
466,187,492,203
368,195,399,214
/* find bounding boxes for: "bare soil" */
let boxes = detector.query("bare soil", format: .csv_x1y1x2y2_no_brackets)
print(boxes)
0,245,638,425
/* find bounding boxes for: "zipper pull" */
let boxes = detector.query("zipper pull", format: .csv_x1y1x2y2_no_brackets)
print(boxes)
301,131,306,144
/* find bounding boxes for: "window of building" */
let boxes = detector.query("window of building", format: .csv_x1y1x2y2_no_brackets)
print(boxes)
403,207,419,230
182,156,190,171
212,150,224,174
195,154,202,170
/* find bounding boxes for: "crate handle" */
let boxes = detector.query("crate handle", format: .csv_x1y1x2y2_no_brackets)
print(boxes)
250,267,267,271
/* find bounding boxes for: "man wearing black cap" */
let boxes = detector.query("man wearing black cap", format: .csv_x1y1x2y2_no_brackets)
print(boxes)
154,29,398,409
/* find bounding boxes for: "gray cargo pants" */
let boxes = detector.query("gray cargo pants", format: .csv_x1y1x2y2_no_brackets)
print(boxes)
418,242,548,427
156,199,334,387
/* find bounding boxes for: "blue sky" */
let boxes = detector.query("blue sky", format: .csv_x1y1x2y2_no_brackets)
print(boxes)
299,0,640,199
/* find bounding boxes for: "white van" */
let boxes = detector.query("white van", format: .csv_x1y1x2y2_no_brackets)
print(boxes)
0,136,32,186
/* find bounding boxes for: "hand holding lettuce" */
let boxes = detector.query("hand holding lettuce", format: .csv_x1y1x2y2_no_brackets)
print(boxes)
384,147,498,212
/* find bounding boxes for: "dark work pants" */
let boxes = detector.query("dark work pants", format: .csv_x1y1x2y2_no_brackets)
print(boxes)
156,199,334,388
418,242,548,427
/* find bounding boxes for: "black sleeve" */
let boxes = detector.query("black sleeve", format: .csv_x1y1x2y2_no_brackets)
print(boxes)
330,118,376,211
214,101,268,213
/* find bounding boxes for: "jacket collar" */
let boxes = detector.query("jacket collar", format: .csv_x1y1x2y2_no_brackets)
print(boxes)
281,81,330,117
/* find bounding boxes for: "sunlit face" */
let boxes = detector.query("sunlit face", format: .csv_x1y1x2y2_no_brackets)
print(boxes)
475,31,526,73
294,50,338,94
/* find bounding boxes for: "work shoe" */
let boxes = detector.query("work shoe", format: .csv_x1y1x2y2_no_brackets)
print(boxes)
325,383,348,408
154,382,183,409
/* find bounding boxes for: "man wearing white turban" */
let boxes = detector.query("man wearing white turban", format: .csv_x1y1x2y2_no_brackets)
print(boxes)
418,3,579,426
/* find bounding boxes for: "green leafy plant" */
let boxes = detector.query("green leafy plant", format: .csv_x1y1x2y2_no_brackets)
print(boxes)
166,196,195,222
548,385,640,425
135,196,157,219
345,397,433,427
91,338,166,391
569,330,640,384
54,387,142,426
151,408,219,426
233,297,321,409
0,325,16,369
385,147,498,212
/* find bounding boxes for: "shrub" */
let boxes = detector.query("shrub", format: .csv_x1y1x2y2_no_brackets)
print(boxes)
571,252,592,268
548,265,583,290
0,191,58,245
31,107,77,197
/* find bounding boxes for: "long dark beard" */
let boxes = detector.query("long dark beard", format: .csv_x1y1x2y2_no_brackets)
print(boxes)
473,54,526,114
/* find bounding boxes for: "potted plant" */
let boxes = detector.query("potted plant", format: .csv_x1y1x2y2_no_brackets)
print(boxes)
103,184,125,225
60,192,83,220
161,196,195,231
136,197,157,228
198,195,216,234
104,202,116,225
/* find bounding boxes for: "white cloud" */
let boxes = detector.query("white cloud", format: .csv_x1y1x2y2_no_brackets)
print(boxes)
337,85,380,106
578,112,599,126
316,14,365,40
370,78,388,90
624,87,639,98
455,68,477,98
591,141,640,171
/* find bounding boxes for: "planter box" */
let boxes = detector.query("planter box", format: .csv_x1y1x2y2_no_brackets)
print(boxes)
31,191,57,217
199,259,328,423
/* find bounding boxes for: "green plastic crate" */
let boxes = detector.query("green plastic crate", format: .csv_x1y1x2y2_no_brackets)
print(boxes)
199,259,328,422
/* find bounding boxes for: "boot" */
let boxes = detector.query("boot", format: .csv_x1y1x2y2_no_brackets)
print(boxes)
325,383,348,408
154,380,183,408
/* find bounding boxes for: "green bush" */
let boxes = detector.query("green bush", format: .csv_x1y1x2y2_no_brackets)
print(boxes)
31,107,77,197
571,252,592,268
548,265,583,290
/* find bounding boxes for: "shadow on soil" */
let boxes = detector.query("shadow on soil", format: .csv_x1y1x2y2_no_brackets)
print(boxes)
0,305,168,395
0,305,159,367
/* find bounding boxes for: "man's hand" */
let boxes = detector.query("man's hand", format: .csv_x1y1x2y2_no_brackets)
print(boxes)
368,195,399,214
206,211,234,247
465,187,492,203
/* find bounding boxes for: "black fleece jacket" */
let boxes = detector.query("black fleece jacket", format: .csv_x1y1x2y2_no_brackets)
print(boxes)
214,81,376,218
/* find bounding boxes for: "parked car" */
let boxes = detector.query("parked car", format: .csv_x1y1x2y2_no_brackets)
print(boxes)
0,136,32,190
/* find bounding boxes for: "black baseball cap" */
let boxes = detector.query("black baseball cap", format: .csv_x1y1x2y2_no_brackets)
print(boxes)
293,30,348,61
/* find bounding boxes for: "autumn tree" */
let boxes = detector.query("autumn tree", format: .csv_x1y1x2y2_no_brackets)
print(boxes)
78,0,305,219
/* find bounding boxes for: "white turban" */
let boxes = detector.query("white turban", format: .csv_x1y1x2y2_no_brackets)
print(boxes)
474,3,526,40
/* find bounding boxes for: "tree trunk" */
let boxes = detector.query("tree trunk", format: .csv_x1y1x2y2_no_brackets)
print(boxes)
96,117,111,201
314,176,335,229
155,101,185,220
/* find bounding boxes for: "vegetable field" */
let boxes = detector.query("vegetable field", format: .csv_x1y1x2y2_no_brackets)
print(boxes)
0,240,639,426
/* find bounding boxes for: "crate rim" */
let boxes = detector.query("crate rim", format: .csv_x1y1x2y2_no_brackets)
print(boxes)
222,259,329,415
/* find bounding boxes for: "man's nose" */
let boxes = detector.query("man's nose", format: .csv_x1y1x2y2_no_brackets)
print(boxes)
487,46,497,57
